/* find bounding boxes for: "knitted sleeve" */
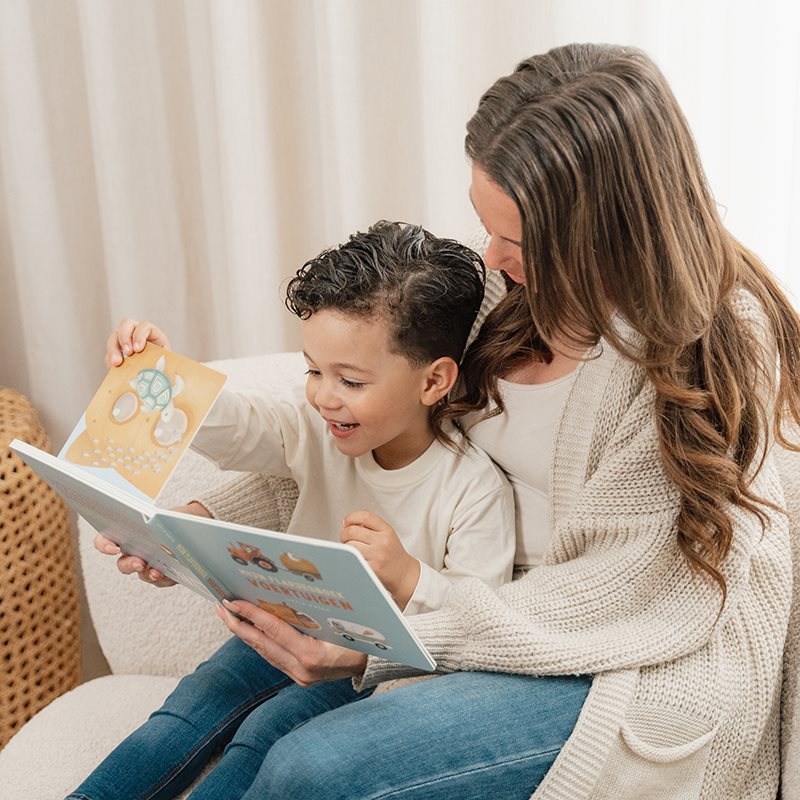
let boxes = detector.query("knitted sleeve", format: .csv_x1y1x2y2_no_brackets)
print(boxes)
192,472,299,532
356,381,787,688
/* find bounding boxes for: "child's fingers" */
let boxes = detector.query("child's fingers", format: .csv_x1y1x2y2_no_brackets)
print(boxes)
141,569,176,588
118,318,140,356
116,554,148,576
340,523,374,546
342,510,388,532
105,318,172,369
131,320,171,353
93,532,121,555
105,329,126,368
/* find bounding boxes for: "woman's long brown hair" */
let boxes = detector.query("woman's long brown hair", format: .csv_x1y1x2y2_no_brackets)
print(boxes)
461,43,800,607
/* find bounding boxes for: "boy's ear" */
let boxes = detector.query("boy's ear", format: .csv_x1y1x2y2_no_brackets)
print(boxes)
420,357,459,407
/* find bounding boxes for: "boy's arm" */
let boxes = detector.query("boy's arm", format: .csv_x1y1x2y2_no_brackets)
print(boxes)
191,388,303,477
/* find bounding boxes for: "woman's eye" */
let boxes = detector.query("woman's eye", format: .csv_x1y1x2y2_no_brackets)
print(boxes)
341,378,365,389
304,369,320,377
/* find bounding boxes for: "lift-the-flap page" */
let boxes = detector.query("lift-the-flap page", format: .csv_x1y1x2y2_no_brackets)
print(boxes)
58,344,227,503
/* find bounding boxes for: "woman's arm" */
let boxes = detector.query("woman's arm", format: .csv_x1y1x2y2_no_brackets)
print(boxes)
355,389,791,688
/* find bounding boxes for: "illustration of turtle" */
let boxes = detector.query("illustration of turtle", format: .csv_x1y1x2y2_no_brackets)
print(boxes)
119,355,188,446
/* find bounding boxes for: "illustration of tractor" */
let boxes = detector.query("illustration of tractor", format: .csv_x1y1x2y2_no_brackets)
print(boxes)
279,552,322,582
327,618,391,650
227,542,278,572
258,601,320,630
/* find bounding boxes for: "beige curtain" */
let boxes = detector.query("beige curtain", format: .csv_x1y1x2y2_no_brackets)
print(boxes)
1,0,799,451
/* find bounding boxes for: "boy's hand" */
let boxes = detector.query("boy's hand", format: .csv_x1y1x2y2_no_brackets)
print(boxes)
93,501,211,587
340,510,420,609
106,318,172,368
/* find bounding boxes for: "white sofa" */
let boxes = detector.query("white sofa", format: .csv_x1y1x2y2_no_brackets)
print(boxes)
0,350,798,799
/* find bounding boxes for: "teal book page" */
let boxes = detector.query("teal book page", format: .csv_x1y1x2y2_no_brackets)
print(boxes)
155,510,436,672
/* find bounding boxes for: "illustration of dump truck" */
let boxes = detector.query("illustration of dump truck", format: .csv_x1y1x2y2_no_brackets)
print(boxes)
227,542,278,572
327,618,391,650
258,600,320,630
279,552,322,582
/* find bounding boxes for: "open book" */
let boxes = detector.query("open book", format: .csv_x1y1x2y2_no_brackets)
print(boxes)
11,345,435,671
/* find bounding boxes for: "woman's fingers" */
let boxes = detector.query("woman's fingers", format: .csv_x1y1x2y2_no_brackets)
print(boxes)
217,599,366,686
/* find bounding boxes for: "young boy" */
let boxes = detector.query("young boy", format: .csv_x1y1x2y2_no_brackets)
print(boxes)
75,221,514,800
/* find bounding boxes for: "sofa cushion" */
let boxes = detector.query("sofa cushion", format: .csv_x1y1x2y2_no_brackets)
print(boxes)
0,674,183,799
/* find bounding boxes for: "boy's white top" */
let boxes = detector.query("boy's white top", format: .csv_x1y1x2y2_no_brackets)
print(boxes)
191,385,515,615
464,372,577,569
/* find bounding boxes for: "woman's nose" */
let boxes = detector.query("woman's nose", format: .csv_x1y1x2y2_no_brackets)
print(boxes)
483,237,506,271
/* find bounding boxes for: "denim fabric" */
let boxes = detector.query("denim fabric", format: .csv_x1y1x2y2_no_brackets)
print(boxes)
242,670,592,800
67,636,591,800
66,636,366,800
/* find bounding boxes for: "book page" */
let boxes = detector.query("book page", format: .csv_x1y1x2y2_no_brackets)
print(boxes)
59,344,226,503
156,510,436,671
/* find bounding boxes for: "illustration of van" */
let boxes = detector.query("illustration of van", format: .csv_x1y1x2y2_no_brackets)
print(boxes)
258,600,320,630
327,618,391,650
280,552,322,582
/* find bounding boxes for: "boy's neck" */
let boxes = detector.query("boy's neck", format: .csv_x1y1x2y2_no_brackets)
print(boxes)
372,424,437,470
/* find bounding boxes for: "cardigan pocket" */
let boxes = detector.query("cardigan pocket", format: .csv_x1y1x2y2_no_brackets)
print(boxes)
589,704,718,800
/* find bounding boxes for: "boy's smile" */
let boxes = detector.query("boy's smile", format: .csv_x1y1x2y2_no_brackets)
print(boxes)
303,310,436,470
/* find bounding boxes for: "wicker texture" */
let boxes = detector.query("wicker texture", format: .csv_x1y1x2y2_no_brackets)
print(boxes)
0,388,80,749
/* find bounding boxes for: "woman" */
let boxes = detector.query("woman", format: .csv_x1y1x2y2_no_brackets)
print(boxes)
96,43,800,799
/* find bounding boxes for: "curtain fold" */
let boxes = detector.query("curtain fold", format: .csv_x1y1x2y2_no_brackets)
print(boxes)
1,0,798,449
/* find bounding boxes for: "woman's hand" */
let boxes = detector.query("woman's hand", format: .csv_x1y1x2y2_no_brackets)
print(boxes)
106,318,172,368
93,501,212,587
218,598,368,687
340,510,420,609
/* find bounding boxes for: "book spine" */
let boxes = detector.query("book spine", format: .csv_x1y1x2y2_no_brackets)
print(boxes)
148,515,234,603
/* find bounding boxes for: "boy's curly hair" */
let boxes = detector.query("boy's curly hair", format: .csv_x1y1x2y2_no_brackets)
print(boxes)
285,221,486,446
286,221,485,367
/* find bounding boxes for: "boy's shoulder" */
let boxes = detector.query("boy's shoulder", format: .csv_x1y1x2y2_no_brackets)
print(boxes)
443,425,511,490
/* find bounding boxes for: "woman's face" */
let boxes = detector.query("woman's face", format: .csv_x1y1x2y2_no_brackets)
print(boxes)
469,164,526,284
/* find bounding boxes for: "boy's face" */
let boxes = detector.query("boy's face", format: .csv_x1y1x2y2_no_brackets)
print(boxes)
303,309,434,470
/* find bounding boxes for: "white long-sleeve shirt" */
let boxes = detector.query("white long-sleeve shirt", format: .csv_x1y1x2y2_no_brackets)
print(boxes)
191,385,515,615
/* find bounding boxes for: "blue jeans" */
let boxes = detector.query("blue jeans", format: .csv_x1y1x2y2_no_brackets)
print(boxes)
241,670,592,800
67,636,370,800
69,637,592,800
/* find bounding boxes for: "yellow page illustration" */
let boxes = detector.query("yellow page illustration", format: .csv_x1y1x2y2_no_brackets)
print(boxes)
59,344,226,502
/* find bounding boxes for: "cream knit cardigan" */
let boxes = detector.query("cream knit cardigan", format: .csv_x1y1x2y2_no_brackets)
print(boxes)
200,272,792,800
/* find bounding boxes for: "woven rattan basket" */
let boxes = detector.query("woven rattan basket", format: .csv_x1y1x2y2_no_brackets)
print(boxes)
0,388,80,749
